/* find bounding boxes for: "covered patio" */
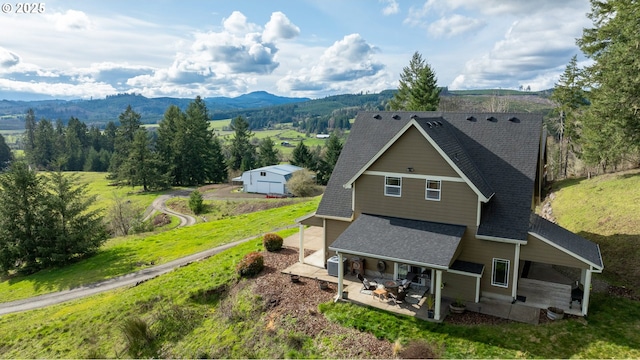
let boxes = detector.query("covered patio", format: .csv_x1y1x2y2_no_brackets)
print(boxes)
328,214,467,321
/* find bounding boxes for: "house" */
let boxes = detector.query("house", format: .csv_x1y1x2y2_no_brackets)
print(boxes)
235,164,302,195
297,111,603,321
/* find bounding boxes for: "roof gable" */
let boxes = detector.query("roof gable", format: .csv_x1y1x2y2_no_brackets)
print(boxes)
343,118,493,201
316,111,543,241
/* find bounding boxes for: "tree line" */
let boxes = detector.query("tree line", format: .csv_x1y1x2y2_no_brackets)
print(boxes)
549,0,639,178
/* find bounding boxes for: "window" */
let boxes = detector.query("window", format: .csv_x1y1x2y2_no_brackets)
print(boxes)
491,258,510,288
384,176,401,197
425,180,441,201
260,171,266,176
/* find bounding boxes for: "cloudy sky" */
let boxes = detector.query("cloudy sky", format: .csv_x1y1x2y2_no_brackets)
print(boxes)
0,0,592,100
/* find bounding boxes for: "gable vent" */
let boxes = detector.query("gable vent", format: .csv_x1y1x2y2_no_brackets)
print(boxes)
466,116,476,122
486,116,497,122
508,116,520,123
373,114,381,119
392,114,401,120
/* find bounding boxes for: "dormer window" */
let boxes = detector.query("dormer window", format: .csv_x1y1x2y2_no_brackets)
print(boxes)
425,179,441,201
384,176,402,197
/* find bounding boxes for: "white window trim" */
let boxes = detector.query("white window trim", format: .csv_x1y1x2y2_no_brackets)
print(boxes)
425,179,441,201
491,258,510,288
384,176,402,197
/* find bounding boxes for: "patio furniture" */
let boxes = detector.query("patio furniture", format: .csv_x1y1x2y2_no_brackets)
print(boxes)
383,279,400,296
373,287,388,301
570,280,583,309
388,289,407,305
357,273,378,291
398,272,418,290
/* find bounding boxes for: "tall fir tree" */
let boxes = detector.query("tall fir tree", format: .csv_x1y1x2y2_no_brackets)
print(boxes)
577,0,640,169
23,109,36,163
388,51,440,111
256,137,280,167
291,140,312,168
109,105,142,183
228,116,256,171
0,134,13,170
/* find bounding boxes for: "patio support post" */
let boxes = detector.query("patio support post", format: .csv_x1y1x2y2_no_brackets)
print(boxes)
512,243,521,300
298,224,305,263
336,252,344,302
434,270,442,321
582,269,592,316
475,277,481,302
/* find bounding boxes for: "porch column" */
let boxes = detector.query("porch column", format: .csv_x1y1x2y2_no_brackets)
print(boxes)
582,269,592,316
511,243,521,300
336,252,344,302
298,224,305,263
475,277,481,303
434,270,442,321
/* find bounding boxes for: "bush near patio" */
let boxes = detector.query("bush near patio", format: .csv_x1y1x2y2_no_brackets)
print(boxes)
263,233,284,252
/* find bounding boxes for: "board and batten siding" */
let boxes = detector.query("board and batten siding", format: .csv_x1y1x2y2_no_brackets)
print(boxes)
520,234,590,269
368,125,459,177
354,175,477,226
457,232,516,297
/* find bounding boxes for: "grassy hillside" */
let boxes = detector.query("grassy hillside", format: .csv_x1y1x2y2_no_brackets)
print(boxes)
0,197,320,302
549,169,640,292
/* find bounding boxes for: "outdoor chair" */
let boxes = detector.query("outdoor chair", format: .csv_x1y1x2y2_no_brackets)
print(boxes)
399,272,417,291
388,290,407,305
357,273,378,290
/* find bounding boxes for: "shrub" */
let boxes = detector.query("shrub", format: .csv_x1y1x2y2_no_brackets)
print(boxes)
121,317,156,358
397,339,443,359
286,169,321,197
236,251,264,277
189,190,205,215
263,233,284,252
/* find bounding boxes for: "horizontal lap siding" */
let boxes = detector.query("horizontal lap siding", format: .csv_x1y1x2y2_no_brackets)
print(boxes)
520,234,588,268
369,125,459,177
442,272,477,301
325,218,351,259
457,233,515,297
355,175,477,226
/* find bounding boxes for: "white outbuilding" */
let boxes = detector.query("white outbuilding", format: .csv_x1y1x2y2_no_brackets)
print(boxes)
235,164,303,195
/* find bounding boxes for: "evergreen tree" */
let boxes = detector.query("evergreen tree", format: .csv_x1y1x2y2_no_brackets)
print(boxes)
40,171,107,267
124,129,168,191
156,105,183,183
291,140,312,168
577,0,640,168
103,121,118,153
0,134,13,170
173,97,215,185
0,162,43,273
228,116,256,171
32,119,57,169
64,117,88,171
23,109,36,163
256,137,280,167
209,135,228,183
109,106,142,183
388,51,440,111
550,55,586,178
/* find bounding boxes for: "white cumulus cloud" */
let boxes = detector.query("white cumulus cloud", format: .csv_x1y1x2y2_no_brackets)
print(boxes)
50,9,92,31
262,12,300,43
380,0,400,15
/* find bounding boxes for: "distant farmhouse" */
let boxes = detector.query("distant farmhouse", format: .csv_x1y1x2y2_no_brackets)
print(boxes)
234,164,302,195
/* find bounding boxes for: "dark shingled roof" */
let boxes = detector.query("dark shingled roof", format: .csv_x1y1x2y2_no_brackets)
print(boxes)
450,260,485,275
328,214,466,268
529,214,604,269
317,111,542,241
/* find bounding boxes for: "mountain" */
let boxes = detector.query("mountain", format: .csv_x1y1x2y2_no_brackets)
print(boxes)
0,92,310,129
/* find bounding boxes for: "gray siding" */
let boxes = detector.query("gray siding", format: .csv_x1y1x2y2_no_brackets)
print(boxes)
325,218,351,260
355,175,477,226
521,234,590,268
442,272,477,301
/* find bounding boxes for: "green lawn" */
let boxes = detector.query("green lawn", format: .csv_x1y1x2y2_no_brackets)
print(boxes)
549,169,640,291
0,197,319,302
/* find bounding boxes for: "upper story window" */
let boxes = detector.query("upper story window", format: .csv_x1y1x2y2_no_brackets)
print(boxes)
491,258,510,288
384,176,402,197
260,171,266,176
425,180,441,201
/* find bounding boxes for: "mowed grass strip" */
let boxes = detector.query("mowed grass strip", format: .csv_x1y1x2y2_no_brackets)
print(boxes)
0,197,319,302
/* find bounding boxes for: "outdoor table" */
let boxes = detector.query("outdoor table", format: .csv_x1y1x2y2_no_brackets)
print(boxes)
383,280,399,295
373,287,388,301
